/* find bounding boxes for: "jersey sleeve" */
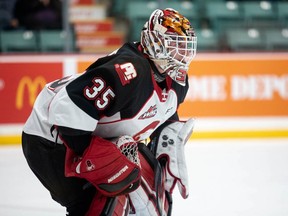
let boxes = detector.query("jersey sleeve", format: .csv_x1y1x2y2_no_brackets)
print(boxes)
48,84,99,132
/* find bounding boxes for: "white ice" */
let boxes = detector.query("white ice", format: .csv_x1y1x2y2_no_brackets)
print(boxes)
1,138,288,216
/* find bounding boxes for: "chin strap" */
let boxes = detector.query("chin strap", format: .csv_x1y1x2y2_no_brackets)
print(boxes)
152,58,188,86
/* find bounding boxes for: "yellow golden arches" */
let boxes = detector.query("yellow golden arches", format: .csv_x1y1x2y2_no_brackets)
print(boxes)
16,76,46,110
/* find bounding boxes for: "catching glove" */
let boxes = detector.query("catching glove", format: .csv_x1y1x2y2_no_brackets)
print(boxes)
151,118,195,199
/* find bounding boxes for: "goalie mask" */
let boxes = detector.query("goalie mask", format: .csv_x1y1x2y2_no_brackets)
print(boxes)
141,8,197,86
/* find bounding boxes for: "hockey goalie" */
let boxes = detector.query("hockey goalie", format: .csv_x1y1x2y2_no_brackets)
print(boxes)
21,8,197,216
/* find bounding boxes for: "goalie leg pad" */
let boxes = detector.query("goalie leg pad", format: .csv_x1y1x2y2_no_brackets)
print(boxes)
64,136,141,197
128,143,171,216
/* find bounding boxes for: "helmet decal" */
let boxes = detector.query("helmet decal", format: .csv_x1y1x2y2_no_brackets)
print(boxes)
162,9,193,36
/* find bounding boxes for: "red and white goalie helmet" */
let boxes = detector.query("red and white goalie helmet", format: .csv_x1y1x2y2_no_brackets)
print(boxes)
141,8,197,86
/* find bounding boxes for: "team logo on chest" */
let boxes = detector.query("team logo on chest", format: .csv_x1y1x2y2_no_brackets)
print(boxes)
139,105,157,119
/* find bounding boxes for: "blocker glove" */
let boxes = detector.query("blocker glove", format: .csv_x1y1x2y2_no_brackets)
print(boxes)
63,136,141,197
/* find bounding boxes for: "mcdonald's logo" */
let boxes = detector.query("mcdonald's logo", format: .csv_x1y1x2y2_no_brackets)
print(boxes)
16,76,46,110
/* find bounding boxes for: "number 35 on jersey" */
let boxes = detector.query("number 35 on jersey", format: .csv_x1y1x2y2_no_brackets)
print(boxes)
84,77,115,110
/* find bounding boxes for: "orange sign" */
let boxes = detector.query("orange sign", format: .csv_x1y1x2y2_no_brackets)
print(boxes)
178,55,288,117
77,61,92,73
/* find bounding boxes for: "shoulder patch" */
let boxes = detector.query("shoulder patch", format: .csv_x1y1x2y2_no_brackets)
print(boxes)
115,62,137,86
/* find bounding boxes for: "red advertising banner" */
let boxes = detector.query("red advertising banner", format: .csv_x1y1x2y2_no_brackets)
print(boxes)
0,63,62,123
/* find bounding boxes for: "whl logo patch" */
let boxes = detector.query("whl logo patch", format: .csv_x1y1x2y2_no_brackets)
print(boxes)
139,105,157,119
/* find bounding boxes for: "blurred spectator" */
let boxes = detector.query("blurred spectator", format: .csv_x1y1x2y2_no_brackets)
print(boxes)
12,0,63,30
0,0,17,29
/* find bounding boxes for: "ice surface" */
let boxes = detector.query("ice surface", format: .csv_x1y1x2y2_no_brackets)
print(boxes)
1,138,288,216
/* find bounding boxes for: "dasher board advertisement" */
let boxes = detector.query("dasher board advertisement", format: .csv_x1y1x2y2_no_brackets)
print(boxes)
0,62,62,123
179,56,288,117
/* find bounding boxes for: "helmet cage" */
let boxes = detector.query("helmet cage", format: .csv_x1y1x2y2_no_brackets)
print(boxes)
141,28,197,67
164,33,197,67
141,29,197,85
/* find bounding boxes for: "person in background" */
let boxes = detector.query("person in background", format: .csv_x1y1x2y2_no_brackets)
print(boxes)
11,0,62,30
22,8,197,216
0,0,17,29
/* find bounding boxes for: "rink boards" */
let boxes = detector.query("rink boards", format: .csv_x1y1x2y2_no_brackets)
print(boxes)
1,53,288,144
